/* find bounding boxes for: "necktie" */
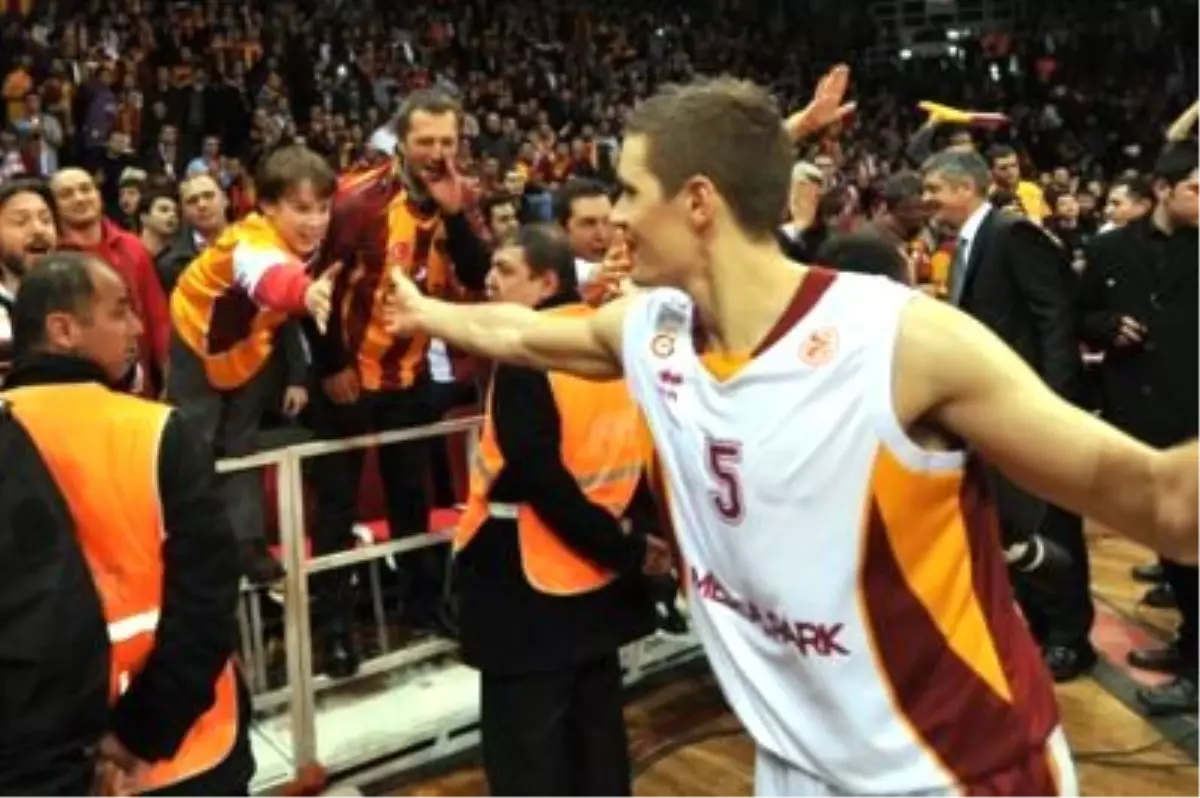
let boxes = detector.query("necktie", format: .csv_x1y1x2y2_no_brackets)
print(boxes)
948,237,969,306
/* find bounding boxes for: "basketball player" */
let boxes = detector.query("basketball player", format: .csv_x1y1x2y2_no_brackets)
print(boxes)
383,76,1197,796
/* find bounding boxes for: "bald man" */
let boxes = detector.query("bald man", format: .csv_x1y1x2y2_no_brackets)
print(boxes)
50,168,170,395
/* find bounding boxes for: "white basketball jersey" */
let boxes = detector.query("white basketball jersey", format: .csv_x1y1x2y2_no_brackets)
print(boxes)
622,270,1059,794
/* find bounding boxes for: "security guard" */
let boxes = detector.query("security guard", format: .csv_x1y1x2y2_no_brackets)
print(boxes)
3,251,252,795
454,224,670,796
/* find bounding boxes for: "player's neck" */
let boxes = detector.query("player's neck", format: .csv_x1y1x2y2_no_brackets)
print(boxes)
689,237,805,354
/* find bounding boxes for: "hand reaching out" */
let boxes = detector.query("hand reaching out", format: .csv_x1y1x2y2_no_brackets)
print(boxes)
383,266,427,336
305,262,342,334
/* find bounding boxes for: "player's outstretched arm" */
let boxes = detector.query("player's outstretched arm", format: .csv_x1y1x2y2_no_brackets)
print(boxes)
893,295,1198,563
384,267,627,380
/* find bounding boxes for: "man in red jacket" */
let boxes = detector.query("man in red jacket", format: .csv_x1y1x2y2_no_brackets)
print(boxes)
51,167,170,395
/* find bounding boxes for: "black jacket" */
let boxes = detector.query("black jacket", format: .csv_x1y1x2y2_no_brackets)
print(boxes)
0,398,109,795
956,207,1082,539
958,207,1082,401
455,293,657,674
2,355,254,791
1079,220,1199,447
154,226,204,297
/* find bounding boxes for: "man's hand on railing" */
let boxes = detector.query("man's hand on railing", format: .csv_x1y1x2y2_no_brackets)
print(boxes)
282,385,309,418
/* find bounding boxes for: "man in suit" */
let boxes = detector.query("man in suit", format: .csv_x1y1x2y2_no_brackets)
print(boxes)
1079,143,1199,714
922,149,1096,681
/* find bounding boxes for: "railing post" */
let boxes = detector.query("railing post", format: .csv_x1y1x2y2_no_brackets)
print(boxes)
278,451,319,768
464,421,480,487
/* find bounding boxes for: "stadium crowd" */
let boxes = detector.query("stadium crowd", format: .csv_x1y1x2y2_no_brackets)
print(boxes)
0,0,1196,794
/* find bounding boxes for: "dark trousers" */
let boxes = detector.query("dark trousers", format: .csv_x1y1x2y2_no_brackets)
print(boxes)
306,383,441,625
480,652,632,797
427,379,479,507
1162,559,1199,670
1012,504,1095,650
166,332,275,546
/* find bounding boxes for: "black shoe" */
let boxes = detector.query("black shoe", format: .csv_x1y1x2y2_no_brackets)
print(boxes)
321,630,361,680
1128,646,1185,674
403,600,457,639
1008,535,1072,574
1141,584,1176,609
657,603,689,635
240,542,285,585
1045,645,1097,683
1137,676,1198,716
1132,563,1166,583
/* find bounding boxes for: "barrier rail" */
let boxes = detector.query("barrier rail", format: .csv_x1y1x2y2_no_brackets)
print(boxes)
217,415,484,774
217,414,701,793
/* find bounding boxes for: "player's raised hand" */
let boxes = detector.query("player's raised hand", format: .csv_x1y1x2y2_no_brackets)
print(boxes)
304,261,342,334
383,266,427,336
785,64,856,141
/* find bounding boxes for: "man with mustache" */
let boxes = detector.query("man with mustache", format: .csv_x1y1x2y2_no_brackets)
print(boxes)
0,178,57,382
305,87,491,675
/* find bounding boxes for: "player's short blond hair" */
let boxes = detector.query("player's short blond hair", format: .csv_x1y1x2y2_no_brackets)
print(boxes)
625,77,793,239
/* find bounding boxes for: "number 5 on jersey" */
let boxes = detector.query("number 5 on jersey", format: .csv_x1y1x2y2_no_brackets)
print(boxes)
706,438,745,525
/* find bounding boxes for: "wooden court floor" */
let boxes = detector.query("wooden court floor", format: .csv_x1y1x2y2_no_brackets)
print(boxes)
386,527,1198,797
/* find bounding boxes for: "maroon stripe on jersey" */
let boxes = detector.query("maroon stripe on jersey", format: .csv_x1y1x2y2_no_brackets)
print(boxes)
957,462,1061,791
859,474,1058,789
751,266,836,356
962,741,1061,795
690,266,837,357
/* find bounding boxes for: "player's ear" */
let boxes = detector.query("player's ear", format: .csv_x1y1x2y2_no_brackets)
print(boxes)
682,175,716,231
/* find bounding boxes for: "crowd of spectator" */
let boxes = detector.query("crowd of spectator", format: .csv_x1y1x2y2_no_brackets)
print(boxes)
1,0,1195,214
0,0,1195,730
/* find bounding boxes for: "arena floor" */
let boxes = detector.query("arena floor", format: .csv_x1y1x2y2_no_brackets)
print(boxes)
383,527,1199,797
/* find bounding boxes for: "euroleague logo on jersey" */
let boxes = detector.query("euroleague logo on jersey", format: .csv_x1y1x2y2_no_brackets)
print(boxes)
799,325,839,367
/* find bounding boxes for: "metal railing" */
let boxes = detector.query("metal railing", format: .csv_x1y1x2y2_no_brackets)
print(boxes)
217,415,484,770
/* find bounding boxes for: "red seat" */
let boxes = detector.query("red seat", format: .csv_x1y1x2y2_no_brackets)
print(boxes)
268,509,463,562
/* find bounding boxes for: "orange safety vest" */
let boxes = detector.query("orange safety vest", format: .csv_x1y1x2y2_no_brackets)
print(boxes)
455,304,647,595
170,213,293,390
4,383,239,791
